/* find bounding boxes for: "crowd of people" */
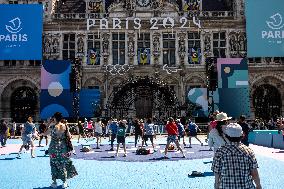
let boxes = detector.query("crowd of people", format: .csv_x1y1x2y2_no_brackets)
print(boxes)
2,110,282,188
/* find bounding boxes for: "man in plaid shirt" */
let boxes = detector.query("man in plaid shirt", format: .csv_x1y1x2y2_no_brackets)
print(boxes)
212,123,262,189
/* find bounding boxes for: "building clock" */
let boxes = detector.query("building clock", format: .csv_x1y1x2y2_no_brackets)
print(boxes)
136,0,151,7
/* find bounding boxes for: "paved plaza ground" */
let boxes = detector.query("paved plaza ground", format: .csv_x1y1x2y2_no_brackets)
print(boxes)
0,135,283,189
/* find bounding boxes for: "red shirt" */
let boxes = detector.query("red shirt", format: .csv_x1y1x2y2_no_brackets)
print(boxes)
165,122,178,135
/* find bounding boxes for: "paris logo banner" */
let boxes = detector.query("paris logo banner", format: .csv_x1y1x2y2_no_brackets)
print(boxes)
246,0,284,57
0,4,43,60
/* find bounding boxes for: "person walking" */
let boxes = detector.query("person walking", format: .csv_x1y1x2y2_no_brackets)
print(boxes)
208,112,231,153
38,121,48,147
133,119,143,147
176,119,186,146
42,112,78,188
17,116,36,158
238,115,250,146
12,121,17,139
187,119,203,148
116,120,127,157
0,120,8,147
164,117,185,159
212,123,262,189
76,120,84,143
94,118,103,149
109,118,118,151
142,118,156,148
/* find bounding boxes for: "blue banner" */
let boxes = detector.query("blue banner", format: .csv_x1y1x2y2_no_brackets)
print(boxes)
246,0,284,57
0,4,43,60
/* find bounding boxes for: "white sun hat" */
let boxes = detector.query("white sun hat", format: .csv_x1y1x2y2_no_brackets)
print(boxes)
216,112,232,121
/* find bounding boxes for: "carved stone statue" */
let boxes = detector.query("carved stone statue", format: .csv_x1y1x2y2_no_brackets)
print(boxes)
52,38,59,54
77,37,84,53
44,37,51,54
178,33,186,60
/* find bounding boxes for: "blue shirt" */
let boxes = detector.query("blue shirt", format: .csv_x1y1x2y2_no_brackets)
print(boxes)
177,123,185,135
109,122,118,134
145,123,155,135
23,122,35,135
188,122,198,135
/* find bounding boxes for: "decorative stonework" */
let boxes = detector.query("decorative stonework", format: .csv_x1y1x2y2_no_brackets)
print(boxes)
152,33,161,65
203,31,212,57
102,33,110,65
43,33,61,59
76,34,85,57
178,32,186,65
229,31,247,57
127,32,135,64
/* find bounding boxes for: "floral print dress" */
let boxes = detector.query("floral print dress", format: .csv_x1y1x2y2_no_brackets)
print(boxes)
48,125,78,181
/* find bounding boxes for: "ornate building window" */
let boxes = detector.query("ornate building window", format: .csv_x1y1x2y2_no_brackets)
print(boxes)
213,31,226,58
163,33,176,66
112,33,125,65
188,32,201,64
62,34,75,60
87,33,101,65
137,33,151,65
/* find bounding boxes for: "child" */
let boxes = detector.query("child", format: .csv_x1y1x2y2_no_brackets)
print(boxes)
176,119,186,146
116,120,127,157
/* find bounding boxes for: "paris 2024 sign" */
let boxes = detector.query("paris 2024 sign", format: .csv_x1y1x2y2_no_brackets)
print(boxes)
246,0,284,57
0,4,42,60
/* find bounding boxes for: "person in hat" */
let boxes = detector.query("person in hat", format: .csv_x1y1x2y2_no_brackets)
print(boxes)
187,119,203,148
164,117,186,159
208,112,231,152
116,119,128,157
212,123,262,189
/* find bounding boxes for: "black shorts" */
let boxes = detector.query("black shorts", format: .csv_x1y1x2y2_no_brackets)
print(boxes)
39,135,47,140
144,135,154,141
187,133,197,137
117,136,125,143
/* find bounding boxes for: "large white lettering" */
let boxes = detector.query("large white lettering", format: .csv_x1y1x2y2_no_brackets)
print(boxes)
262,30,284,39
0,34,28,42
86,17,200,31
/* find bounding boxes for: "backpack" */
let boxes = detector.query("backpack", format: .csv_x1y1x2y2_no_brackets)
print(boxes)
136,148,150,155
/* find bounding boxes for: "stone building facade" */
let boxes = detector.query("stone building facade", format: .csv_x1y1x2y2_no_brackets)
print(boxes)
0,0,283,121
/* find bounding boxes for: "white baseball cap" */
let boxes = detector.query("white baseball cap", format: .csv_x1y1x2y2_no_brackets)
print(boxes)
225,123,243,137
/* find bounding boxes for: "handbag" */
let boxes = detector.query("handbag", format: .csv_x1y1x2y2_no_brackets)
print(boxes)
65,125,74,152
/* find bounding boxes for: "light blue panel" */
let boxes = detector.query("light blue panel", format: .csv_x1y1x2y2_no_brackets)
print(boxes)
272,134,284,149
246,0,284,57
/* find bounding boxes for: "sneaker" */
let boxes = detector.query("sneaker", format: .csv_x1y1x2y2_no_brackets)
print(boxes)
110,148,114,151
201,143,203,146
182,155,186,158
96,147,100,149
123,154,127,157
63,182,68,188
31,155,36,158
188,145,192,148
51,182,57,188
16,154,21,159
115,153,118,157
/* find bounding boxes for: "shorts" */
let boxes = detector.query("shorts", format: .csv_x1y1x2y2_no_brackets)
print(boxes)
187,132,197,137
179,134,185,138
117,136,125,143
39,135,48,140
144,135,154,141
167,135,178,143
95,132,102,137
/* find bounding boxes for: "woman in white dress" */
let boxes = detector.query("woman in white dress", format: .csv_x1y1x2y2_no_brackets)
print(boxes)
208,112,231,153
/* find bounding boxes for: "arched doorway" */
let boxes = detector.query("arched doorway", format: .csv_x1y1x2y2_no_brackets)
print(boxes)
253,84,282,120
106,76,180,119
11,87,38,122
